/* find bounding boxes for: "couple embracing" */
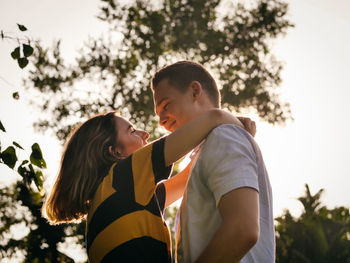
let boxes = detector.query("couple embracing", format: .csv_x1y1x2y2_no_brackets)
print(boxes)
44,61,275,263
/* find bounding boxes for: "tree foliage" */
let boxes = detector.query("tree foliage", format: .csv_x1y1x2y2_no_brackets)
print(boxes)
1,23,34,69
1,24,86,263
1,24,45,192
275,184,350,263
0,135,45,194
25,0,293,142
164,205,179,262
0,182,86,263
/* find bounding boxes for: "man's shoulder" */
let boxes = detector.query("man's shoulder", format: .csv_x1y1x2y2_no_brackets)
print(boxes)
199,124,256,161
207,124,251,142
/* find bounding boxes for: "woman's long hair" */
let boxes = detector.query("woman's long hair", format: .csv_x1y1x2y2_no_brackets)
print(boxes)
43,112,118,224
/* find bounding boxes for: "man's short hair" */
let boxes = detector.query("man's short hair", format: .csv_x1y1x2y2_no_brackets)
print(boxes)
151,61,221,107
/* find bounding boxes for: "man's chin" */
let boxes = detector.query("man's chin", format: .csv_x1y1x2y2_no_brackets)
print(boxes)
165,126,175,133
167,121,177,132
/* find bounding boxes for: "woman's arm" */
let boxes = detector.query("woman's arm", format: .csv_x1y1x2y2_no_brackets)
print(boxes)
164,109,242,167
162,160,193,208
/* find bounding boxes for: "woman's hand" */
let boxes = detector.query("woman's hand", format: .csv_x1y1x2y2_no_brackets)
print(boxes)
238,117,256,137
214,110,256,137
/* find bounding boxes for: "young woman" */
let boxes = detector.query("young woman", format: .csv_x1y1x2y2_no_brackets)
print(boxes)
43,109,253,263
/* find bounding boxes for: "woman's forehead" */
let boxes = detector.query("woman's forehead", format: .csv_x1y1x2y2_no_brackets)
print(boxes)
115,116,132,128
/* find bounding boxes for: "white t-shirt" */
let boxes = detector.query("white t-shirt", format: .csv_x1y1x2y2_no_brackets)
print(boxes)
175,124,275,263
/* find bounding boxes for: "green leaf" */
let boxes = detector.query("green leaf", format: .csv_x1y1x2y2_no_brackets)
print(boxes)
29,163,35,173
0,120,5,132
13,141,24,150
12,92,20,100
30,143,46,168
24,164,35,188
17,57,29,69
0,146,18,169
17,24,27,31
17,160,31,178
23,44,34,57
34,170,44,193
11,47,20,59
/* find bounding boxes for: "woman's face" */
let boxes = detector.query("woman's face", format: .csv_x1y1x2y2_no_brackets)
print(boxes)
114,116,150,158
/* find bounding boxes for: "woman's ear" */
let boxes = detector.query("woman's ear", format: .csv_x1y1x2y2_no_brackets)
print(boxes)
109,146,125,159
108,146,118,159
190,81,203,101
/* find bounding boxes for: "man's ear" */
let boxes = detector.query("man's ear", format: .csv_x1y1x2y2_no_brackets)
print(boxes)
189,81,203,101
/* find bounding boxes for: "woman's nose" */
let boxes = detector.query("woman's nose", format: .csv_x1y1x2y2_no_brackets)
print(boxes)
138,130,150,140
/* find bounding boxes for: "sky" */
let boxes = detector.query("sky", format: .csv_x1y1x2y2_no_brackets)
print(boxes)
1,0,350,260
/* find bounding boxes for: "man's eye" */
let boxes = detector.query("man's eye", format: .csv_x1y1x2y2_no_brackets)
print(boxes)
131,128,136,133
164,103,169,111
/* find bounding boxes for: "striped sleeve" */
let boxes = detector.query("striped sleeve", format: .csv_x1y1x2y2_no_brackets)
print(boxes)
151,137,173,183
131,137,173,207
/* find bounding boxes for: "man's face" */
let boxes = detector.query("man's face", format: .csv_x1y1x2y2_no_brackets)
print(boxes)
153,79,197,132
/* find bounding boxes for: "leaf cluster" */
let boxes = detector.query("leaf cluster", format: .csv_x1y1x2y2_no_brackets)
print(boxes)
0,121,45,193
1,24,35,69
275,184,350,263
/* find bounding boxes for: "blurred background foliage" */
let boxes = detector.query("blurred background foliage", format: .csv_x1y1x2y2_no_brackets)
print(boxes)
25,0,293,143
275,184,350,263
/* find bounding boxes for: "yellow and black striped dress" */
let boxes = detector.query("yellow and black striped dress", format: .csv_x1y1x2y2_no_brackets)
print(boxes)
86,137,172,262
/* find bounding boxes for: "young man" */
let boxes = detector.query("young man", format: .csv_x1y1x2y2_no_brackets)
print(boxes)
152,61,275,263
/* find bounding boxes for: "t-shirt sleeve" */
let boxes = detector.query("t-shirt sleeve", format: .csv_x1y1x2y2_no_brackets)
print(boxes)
199,124,259,207
128,136,173,206
151,136,174,183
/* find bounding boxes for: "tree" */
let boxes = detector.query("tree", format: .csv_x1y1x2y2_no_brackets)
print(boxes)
0,182,86,263
24,0,294,142
275,184,350,263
